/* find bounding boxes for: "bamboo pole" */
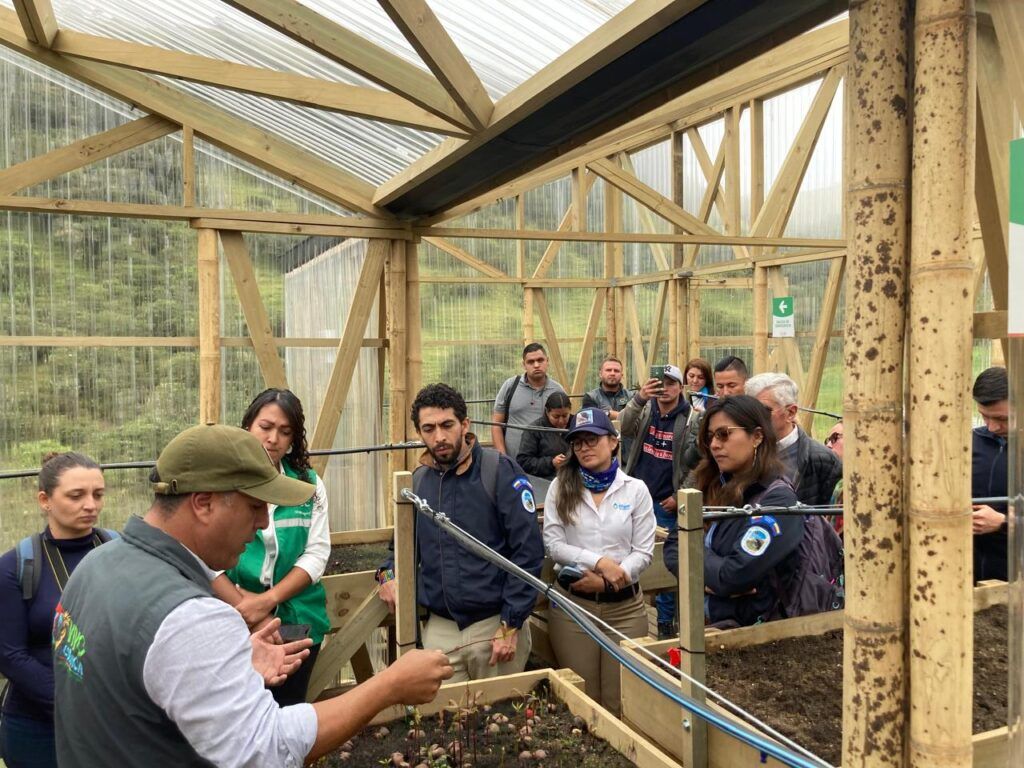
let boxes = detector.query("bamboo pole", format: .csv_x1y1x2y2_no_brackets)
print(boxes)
753,264,768,371
197,228,220,424
907,2,976,767
841,2,912,766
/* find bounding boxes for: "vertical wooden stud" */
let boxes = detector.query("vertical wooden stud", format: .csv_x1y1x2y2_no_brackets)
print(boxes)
197,228,220,424
393,472,417,658
676,488,707,768
182,125,195,207
753,264,768,372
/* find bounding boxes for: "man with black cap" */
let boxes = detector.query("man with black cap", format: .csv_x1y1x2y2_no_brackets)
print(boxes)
620,363,691,638
54,424,452,768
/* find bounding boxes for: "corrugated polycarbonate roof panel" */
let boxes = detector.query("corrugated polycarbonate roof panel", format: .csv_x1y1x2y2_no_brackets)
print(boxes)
4,0,629,185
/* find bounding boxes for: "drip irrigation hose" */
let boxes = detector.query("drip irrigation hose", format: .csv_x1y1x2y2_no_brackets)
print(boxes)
400,487,834,768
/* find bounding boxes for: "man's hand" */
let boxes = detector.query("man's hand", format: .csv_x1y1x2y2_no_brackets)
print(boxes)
235,591,276,627
552,454,568,470
661,496,678,514
489,624,518,666
608,409,620,420
972,505,1006,535
637,378,663,403
595,557,630,590
251,618,312,687
378,579,397,614
381,649,454,705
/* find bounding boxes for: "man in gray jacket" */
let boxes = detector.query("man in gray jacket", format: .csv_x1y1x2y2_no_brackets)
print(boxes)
582,356,634,457
746,372,842,506
55,424,452,768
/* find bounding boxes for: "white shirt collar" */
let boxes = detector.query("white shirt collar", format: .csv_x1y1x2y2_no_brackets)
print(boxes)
778,426,800,449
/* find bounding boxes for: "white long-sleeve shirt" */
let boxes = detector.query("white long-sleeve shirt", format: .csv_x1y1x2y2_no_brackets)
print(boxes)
542,469,656,584
257,474,331,586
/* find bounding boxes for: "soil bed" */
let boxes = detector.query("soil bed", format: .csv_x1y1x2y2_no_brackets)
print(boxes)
325,542,391,575
321,680,635,767
695,604,1007,767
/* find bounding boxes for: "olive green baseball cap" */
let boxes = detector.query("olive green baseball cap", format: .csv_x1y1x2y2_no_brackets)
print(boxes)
152,424,314,506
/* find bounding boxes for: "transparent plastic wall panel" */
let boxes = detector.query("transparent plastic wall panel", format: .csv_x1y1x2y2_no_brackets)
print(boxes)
284,239,387,532
784,80,844,239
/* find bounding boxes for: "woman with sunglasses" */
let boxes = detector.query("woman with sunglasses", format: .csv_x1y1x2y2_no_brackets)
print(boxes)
543,408,655,715
678,395,803,628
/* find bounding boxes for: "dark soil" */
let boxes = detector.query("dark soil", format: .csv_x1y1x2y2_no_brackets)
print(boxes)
698,605,1008,767
325,542,392,575
319,681,636,767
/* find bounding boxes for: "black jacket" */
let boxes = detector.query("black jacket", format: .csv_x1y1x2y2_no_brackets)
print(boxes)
785,428,843,507
664,477,803,627
515,415,570,480
973,426,1008,582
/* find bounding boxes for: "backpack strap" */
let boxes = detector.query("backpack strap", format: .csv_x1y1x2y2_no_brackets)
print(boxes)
500,375,525,437
94,528,120,544
16,534,41,601
478,448,501,505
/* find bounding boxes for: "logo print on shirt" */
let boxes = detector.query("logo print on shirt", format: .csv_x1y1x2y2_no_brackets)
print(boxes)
53,603,87,682
642,424,674,461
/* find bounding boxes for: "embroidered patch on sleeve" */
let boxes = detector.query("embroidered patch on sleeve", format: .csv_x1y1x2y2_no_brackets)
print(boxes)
739,525,772,557
521,489,536,513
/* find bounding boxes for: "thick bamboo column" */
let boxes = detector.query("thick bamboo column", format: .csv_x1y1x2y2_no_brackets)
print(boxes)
197,228,221,424
753,265,768,372
907,3,976,767
842,1,912,766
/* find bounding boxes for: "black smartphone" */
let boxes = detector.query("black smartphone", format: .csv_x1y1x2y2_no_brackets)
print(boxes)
278,623,311,642
556,564,585,590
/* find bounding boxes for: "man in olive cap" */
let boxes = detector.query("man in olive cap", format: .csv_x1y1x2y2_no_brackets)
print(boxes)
55,424,452,768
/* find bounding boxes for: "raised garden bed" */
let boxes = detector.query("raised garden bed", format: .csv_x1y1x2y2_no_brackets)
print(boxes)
326,541,392,576
619,582,1009,768
322,668,676,768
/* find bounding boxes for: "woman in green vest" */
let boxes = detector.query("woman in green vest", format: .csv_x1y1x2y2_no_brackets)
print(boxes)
211,389,331,705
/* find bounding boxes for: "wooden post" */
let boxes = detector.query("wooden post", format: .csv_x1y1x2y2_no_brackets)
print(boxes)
387,240,409,523
406,240,423,403
676,488,707,768
182,125,195,207
842,2,912,766
753,264,768,372
197,228,220,424
393,471,417,658
686,277,700,361
908,2,975,768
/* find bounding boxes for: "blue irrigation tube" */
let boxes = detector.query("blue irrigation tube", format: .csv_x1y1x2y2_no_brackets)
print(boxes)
401,488,833,768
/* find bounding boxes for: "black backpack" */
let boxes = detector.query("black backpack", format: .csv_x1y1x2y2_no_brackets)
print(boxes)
773,514,845,618
15,528,120,600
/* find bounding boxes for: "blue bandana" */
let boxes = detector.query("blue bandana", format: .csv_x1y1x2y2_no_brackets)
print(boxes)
580,459,619,492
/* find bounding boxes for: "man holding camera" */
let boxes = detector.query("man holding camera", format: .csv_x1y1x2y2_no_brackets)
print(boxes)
620,364,691,638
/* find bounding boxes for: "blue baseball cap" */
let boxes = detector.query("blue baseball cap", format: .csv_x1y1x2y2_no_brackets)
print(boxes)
565,408,618,440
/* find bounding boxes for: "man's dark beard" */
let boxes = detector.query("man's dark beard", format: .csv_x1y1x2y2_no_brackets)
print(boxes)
429,435,465,468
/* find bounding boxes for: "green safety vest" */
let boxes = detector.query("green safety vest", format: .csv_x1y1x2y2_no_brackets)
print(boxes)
225,460,330,644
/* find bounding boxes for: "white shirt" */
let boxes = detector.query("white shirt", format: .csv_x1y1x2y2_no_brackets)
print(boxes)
258,473,331,587
142,597,318,768
542,469,656,584
778,426,799,450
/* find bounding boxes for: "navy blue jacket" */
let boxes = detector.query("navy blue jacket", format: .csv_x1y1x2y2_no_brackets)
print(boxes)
383,439,544,630
973,426,1008,582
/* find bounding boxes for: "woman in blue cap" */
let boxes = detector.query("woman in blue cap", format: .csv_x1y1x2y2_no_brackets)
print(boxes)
542,407,655,715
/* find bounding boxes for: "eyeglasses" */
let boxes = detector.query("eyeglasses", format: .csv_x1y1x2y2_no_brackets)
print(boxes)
825,432,843,445
704,426,748,446
570,434,603,450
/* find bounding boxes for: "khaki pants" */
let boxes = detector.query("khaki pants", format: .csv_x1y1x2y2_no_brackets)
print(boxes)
548,585,648,716
421,613,532,683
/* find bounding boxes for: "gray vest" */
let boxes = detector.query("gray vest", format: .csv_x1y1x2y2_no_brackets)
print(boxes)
54,515,216,767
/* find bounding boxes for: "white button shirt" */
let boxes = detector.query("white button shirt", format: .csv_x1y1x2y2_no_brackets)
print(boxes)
542,469,656,584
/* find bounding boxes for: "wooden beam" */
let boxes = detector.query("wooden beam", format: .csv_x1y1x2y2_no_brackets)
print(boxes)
50,29,468,137
0,114,177,196
571,290,606,395
11,0,55,46
531,171,597,279
0,335,389,348
192,218,410,239
589,157,721,238
973,310,1007,339
309,239,389,474
181,125,195,207
0,9,382,215
618,153,669,270
422,19,850,227
222,0,469,130
646,282,669,367
798,257,843,432
219,231,288,390
988,2,1024,136
750,67,843,239
421,226,843,248
197,229,221,424
676,489,708,768
532,289,570,387
685,127,731,238
0,194,401,228
623,287,647,378
393,472,417,657
373,0,706,206
422,236,507,279
307,588,389,701
749,98,764,222
723,105,742,236
753,265,768,371
377,0,492,130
